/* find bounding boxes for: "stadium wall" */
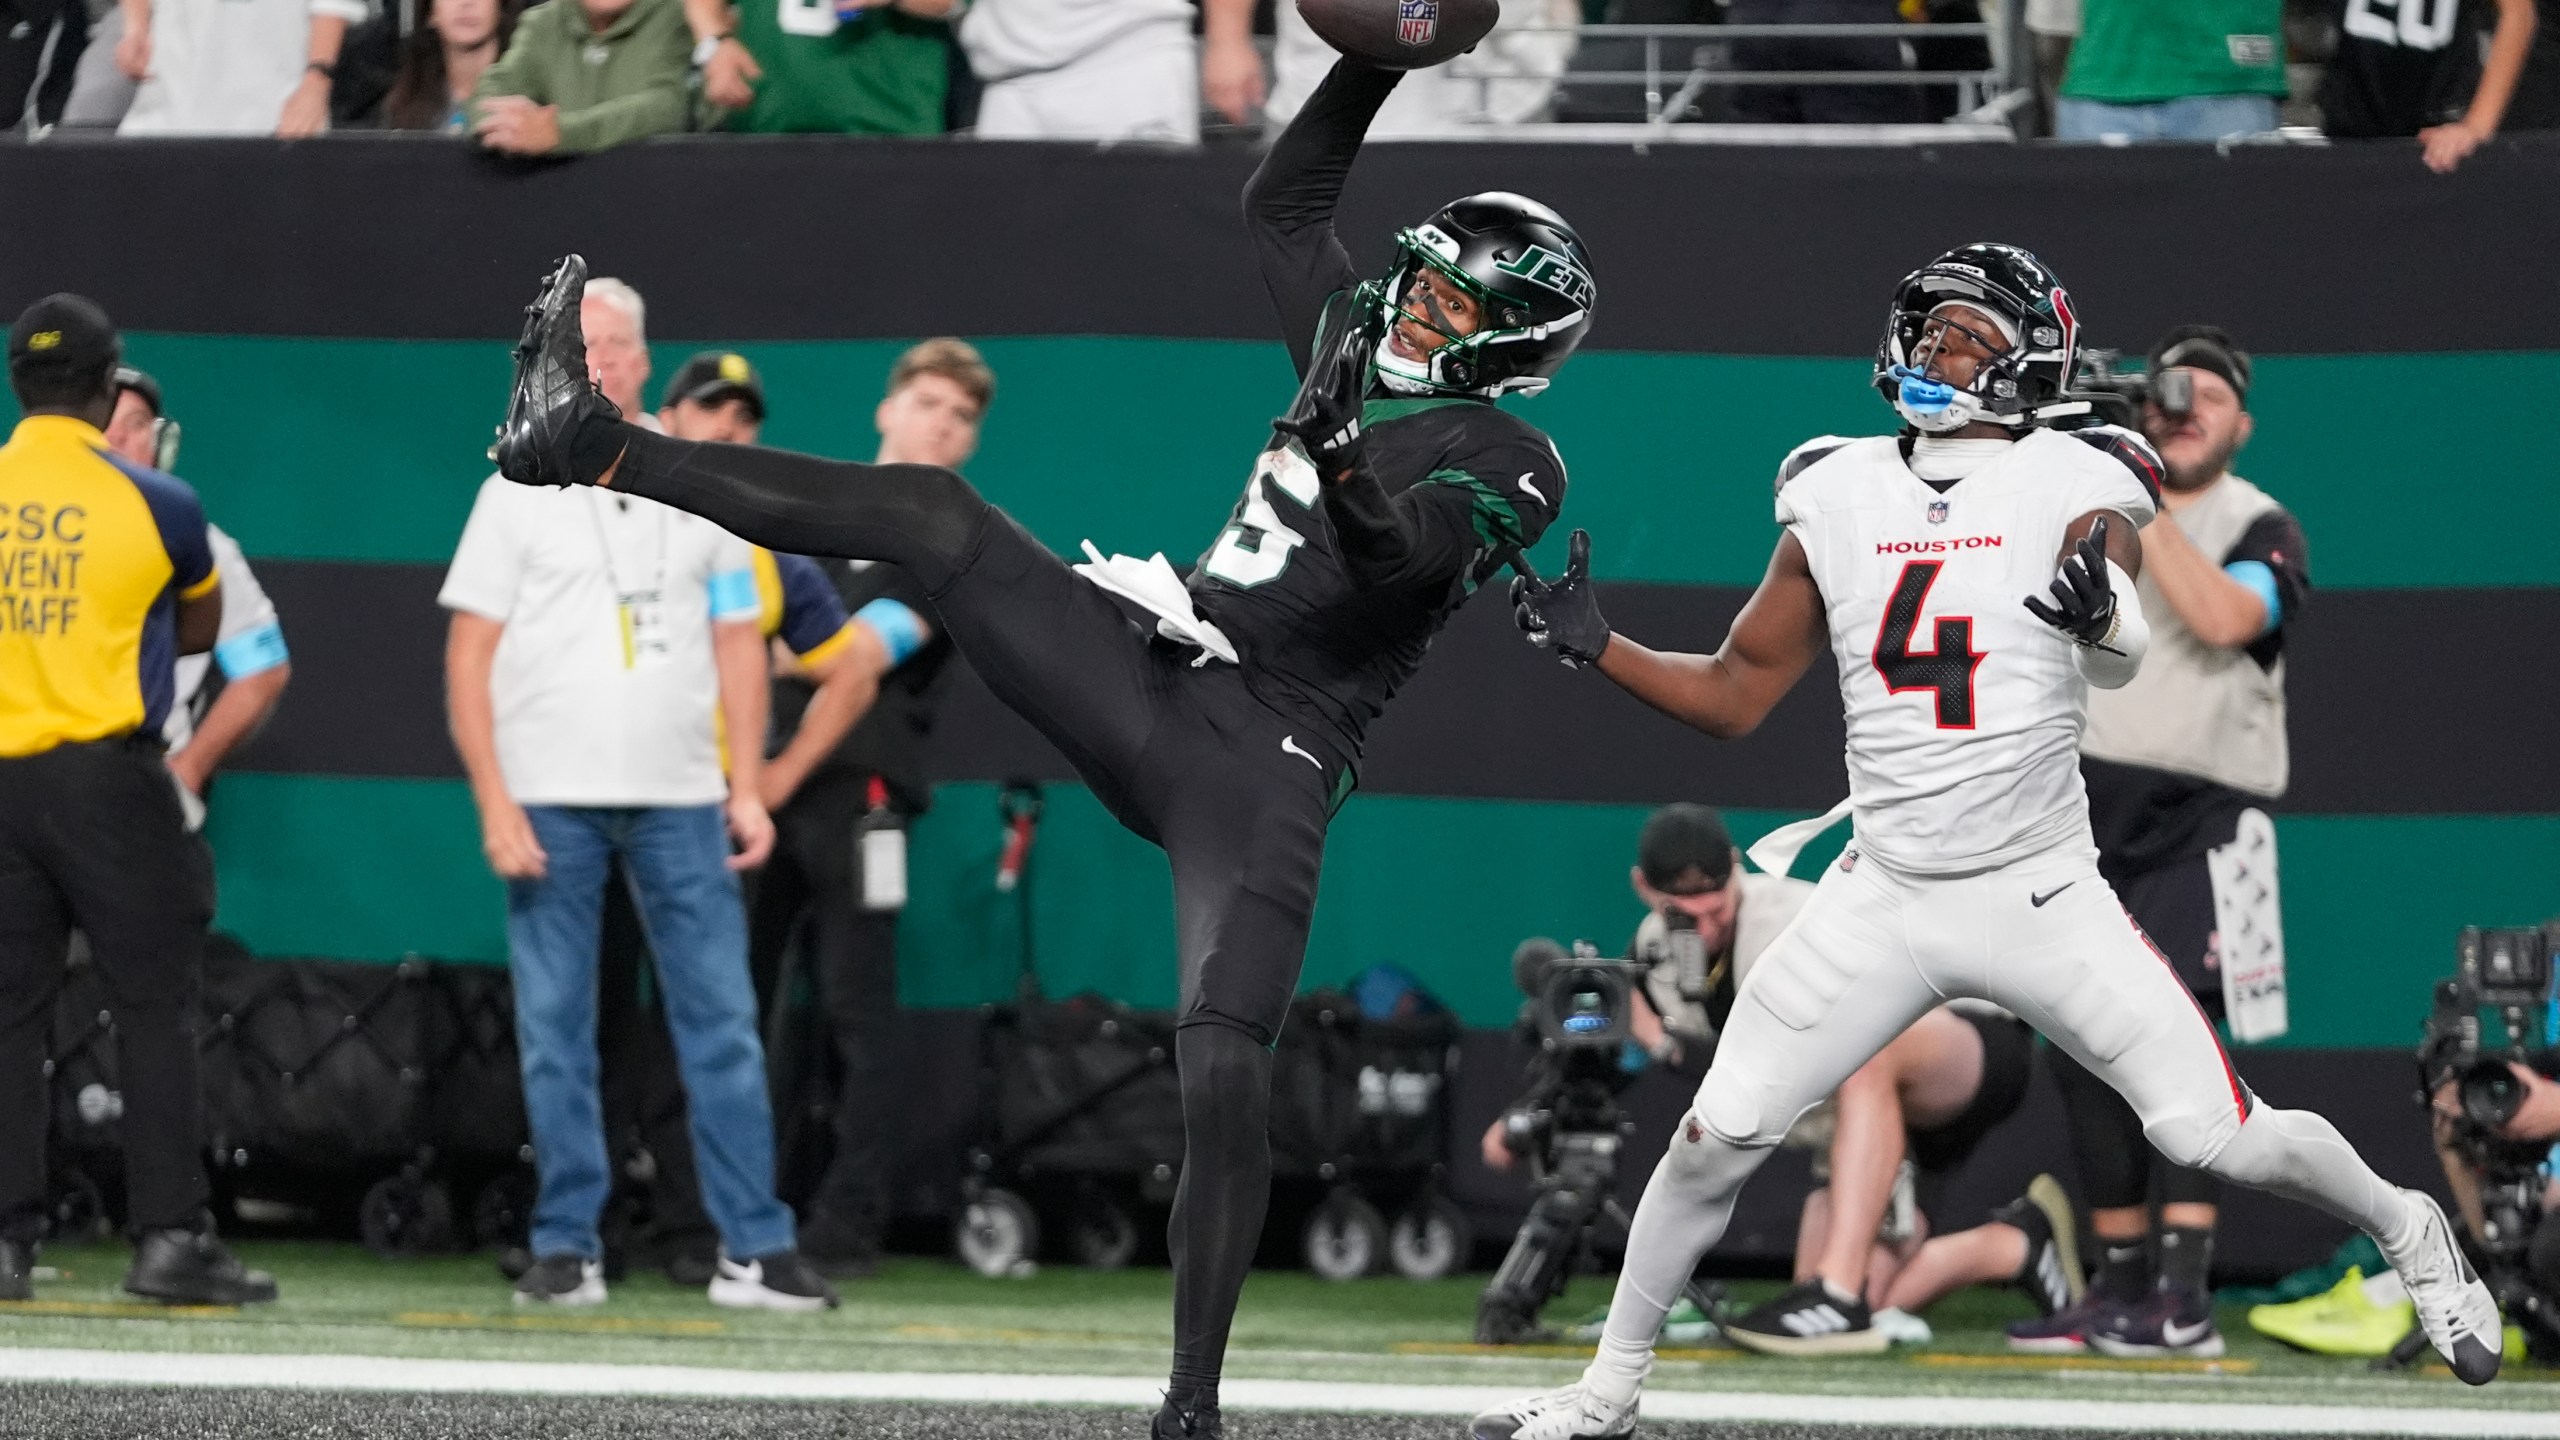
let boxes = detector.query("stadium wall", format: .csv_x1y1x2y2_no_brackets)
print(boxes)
6,138,2554,1061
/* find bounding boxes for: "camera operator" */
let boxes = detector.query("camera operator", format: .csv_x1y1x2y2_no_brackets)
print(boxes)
1480,805,1809,1175
2434,1061,2560,1244
2029,324,2314,1359
1474,805,1809,1343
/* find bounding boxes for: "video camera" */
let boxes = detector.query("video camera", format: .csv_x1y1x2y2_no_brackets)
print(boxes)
2061,349,2196,433
2394,924,2560,1366
1476,939,1646,1344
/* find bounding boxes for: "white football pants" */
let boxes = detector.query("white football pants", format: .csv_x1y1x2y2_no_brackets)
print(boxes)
1589,837,2409,1393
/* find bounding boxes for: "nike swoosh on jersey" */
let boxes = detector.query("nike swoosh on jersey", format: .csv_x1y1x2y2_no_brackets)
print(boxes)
1516,473,1546,505
1280,736,1322,769
2030,882,2075,908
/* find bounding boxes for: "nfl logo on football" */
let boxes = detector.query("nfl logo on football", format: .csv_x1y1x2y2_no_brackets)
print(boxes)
1926,500,1950,525
1397,0,1438,47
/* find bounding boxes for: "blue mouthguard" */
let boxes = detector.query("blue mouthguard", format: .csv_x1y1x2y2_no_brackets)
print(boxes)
1891,364,1956,413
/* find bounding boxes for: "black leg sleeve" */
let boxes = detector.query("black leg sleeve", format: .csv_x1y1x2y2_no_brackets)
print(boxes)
1167,1023,1274,1395
605,422,995,594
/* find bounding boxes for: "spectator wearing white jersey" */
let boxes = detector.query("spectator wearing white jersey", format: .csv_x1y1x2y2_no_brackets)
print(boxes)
959,0,1262,141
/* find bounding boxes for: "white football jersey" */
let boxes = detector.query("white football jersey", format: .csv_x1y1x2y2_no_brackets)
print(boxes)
1777,427,2160,875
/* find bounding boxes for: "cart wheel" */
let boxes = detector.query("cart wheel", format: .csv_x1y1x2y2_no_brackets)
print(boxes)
1066,1194,1140,1271
470,1169,536,1251
360,1176,455,1258
956,1188,1041,1278
1388,1196,1472,1281
1302,1190,1386,1282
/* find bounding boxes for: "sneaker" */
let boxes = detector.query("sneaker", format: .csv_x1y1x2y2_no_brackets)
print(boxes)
2087,1286,2226,1359
1992,1174,2085,1317
707,1250,839,1312
1873,1306,1934,1346
2249,1266,2415,1358
1151,1387,1221,1439
123,1228,278,1306
2007,1293,2125,1354
513,1254,605,1306
0,1239,31,1302
1724,1279,1887,1356
1470,1382,1637,1440
490,254,622,489
2376,1187,2502,1385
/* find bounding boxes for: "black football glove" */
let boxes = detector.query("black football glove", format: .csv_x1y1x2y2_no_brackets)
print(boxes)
1271,310,1377,480
1510,529,1611,668
2022,514,2120,650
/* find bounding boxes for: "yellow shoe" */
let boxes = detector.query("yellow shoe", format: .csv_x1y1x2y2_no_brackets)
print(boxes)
2248,1267,2416,1358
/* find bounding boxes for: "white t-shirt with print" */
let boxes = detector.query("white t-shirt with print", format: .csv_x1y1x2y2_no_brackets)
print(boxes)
439,478,759,808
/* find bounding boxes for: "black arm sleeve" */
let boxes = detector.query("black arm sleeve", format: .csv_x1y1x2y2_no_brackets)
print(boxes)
1243,58,1403,377
2224,506,2310,670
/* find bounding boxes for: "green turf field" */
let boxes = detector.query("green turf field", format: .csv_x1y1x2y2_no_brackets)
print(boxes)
4,1243,2555,1416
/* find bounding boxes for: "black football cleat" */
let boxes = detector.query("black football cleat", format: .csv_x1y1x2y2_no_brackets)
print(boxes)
123,1227,278,1306
0,1237,32,1302
491,253,621,487
1151,1387,1222,1439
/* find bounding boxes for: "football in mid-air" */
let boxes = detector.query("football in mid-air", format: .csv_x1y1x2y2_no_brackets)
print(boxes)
1296,0,1499,69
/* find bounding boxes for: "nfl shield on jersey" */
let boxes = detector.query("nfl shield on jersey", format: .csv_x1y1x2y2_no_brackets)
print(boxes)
1777,428,2158,875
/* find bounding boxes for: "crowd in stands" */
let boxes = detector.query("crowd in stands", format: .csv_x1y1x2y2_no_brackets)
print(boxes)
3,0,2554,148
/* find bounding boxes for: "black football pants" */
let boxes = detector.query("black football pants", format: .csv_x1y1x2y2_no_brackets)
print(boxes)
609,423,1349,1388
0,736,213,1244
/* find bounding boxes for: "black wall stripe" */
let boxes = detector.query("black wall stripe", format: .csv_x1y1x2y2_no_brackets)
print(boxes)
242,561,2558,813
7,134,2560,353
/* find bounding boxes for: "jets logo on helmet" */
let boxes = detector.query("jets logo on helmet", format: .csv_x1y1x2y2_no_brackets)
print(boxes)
1493,245,1596,311
1872,242,2083,435
1371,192,1597,400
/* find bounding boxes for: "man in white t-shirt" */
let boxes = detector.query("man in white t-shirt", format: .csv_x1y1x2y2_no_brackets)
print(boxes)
439,277,835,1313
960,0,1262,142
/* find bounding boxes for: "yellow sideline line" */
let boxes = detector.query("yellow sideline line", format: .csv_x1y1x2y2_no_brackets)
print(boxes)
0,1300,237,1320
395,1311,726,1336
1389,1341,1744,1362
1915,1352,2258,1375
896,1323,1151,1346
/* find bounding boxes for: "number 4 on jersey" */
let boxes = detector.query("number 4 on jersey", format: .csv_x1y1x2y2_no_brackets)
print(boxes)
1873,560,1985,729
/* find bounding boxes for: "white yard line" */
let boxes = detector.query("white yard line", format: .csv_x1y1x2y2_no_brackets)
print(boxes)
0,1347,2553,1437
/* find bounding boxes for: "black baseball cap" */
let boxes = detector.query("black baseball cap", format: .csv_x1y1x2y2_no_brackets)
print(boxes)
1638,804,1735,892
660,350,766,420
114,365,164,416
9,293,121,377
2149,325,2252,408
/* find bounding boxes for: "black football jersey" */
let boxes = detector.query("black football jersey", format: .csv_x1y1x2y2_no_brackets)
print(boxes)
1186,391,1564,749
2321,0,2484,136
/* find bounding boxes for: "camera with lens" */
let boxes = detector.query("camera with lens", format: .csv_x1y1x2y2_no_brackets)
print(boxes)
1476,939,1648,1343
2398,923,2560,1366
2061,348,2197,433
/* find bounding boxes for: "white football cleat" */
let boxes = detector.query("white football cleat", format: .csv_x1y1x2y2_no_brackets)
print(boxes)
1470,1383,1637,1440
2378,1188,2502,1385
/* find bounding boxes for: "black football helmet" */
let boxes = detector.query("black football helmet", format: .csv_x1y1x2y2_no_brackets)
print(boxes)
1365,192,1596,399
1872,243,2081,433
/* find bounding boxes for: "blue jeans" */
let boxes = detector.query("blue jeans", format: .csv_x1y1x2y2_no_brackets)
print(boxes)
507,804,793,1262
2055,94,2278,142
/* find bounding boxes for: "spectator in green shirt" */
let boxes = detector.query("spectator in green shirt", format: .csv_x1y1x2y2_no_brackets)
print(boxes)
688,0,953,135
2056,0,2287,140
471,0,692,153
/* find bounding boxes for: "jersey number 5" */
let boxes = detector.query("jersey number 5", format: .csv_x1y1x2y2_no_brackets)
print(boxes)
1202,447,1320,588
1873,560,1984,729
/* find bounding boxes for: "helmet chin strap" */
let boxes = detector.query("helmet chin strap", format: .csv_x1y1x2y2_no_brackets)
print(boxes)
1889,362,2026,434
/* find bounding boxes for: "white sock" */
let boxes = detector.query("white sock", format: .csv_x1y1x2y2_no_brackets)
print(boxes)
1582,1131,1771,1407
2207,1103,2409,1243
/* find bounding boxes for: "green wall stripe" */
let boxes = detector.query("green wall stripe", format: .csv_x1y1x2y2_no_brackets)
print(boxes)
79,335,2560,589
200,773,2559,1050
